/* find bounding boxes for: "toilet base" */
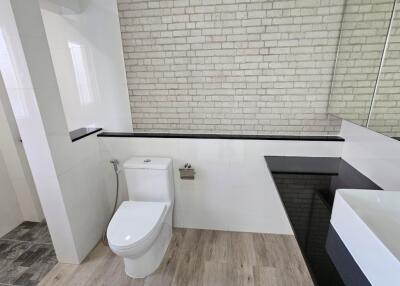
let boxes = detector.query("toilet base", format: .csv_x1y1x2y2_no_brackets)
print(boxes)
124,220,172,278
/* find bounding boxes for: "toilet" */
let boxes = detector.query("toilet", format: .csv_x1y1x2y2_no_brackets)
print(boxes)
107,157,174,278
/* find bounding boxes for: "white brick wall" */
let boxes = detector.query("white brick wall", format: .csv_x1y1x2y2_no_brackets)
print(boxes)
118,0,344,134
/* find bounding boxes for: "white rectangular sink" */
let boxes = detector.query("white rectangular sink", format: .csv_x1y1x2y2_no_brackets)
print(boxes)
331,189,400,285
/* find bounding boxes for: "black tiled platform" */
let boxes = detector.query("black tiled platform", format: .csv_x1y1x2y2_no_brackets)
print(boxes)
265,156,381,286
0,222,57,286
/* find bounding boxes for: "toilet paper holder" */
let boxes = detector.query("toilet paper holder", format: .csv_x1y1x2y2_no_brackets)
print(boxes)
179,163,195,180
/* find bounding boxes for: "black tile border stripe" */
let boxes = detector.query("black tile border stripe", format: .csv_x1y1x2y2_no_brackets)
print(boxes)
70,127,102,142
97,132,345,141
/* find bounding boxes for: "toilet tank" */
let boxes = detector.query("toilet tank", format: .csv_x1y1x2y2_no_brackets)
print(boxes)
123,157,174,204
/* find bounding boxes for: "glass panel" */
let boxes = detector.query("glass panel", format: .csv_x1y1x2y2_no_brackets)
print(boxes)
328,0,394,126
368,1,400,138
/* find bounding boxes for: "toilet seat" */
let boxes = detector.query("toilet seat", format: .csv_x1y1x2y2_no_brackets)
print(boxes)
107,201,167,253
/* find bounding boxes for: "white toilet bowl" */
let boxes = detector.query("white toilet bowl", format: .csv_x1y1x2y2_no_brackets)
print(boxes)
107,201,172,278
106,157,174,278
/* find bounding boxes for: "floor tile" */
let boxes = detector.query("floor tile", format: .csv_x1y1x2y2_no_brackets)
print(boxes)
0,222,57,286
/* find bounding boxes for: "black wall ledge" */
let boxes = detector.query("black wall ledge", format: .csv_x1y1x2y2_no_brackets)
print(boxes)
97,132,345,142
70,127,102,142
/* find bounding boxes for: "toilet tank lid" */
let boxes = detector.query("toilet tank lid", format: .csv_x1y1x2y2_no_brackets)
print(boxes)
123,157,172,170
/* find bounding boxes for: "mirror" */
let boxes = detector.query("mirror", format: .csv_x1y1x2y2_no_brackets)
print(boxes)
328,0,399,138
368,2,400,138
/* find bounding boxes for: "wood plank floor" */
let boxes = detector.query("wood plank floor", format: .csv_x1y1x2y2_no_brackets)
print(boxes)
39,228,314,286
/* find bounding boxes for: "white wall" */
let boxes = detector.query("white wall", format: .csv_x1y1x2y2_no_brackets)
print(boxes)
42,0,82,13
0,150,23,237
0,76,43,223
54,134,116,262
40,0,132,132
0,77,24,237
1,0,131,263
340,120,400,191
36,0,133,261
3,0,81,263
100,137,343,234
0,81,24,236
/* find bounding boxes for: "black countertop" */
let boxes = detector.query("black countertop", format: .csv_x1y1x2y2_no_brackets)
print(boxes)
265,156,382,204
265,156,342,175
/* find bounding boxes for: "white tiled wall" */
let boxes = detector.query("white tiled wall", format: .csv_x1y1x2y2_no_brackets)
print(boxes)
0,75,43,223
41,0,132,132
0,77,24,237
5,0,81,263
0,150,23,237
1,0,124,264
41,0,82,13
118,0,344,135
100,136,343,234
38,0,134,259
340,120,400,191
